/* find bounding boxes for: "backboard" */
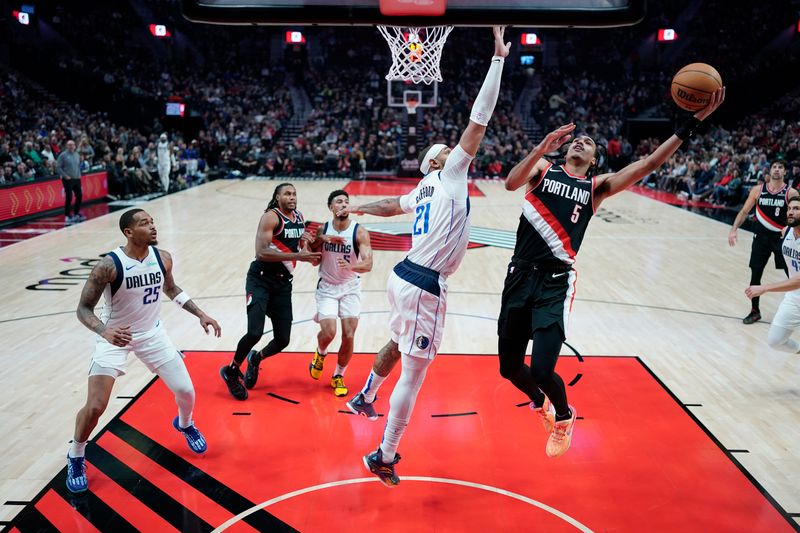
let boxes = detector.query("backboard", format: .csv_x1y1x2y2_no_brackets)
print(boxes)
181,0,646,27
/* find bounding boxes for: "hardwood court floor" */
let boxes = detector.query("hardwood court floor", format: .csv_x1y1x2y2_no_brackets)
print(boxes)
0,179,798,530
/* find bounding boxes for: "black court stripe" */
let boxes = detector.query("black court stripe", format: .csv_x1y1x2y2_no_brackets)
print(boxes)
567,373,583,386
431,412,478,418
49,473,138,533
4,500,30,505
267,392,300,404
88,443,211,532
108,420,296,532
636,357,799,530
515,401,529,407
5,505,54,532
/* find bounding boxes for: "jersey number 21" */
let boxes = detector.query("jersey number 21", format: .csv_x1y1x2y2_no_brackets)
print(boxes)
414,204,431,235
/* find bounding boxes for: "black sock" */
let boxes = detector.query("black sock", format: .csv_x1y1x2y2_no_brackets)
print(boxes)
555,408,573,422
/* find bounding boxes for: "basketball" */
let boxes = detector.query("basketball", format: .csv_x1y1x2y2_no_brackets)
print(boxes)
670,63,723,111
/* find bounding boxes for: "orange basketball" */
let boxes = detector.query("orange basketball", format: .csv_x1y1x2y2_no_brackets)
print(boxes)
670,63,723,111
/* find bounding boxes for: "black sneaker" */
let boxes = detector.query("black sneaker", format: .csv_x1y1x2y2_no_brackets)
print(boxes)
219,365,248,400
244,350,261,390
743,310,761,325
363,448,401,488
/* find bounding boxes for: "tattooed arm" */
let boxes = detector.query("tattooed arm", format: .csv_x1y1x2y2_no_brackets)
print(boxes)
338,197,404,217
159,249,222,337
77,255,132,347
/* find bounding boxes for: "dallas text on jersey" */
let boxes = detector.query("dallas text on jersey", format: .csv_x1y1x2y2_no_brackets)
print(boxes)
126,271,162,289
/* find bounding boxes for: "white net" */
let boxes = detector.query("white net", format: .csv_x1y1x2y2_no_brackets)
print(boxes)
377,25,454,85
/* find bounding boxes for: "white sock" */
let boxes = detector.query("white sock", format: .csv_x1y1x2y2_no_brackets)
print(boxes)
335,364,346,377
318,347,327,356
69,440,87,458
379,354,432,462
361,371,387,403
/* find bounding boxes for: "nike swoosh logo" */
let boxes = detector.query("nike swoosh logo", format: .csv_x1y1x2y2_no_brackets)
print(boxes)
125,265,135,270
552,272,567,278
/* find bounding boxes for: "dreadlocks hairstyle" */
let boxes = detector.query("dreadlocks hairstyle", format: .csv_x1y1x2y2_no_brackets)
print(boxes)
267,183,294,211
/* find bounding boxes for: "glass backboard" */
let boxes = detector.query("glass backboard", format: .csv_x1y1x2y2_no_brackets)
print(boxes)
181,0,646,27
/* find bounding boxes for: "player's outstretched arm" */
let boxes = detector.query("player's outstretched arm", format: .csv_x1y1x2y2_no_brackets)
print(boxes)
77,256,132,346
456,26,511,158
159,249,221,337
728,185,761,247
505,123,576,192
339,197,405,218
746,276,800,299
594,86,726,204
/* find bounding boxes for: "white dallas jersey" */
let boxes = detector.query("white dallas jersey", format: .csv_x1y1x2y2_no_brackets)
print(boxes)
157,140,170,166
399,144,473,277
319,219,360,285
99,246,165,334
782,229,800,302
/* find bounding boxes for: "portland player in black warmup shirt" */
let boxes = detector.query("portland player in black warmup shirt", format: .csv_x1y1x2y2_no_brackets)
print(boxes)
499,87,725,457
220,183,320,400
728,160,796,324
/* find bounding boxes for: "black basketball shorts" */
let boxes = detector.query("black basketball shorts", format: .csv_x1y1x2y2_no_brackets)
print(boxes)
245,264,293,321
497,262,577,342
749,231,786,271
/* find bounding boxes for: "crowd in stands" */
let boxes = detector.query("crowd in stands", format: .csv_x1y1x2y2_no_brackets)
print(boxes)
2,0,799,211
638,89,800,206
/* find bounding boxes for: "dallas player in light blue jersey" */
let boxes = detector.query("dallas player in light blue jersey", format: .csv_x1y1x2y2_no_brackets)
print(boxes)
65,208,221,493
339,26,511,487
308,189,373,397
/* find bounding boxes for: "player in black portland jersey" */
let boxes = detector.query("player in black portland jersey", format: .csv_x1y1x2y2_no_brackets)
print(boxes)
220,183,321,400
498,87,725,458
728,159,797,324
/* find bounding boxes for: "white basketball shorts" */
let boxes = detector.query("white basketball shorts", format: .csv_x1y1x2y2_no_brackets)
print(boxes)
387,270,448,360
772,294,800,330
314,277,362,321
90,321,182,375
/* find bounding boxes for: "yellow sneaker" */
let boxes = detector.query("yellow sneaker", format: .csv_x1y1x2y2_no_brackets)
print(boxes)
531,396,555,434
331,375,348,397
309,350,325,380
546,405,576,458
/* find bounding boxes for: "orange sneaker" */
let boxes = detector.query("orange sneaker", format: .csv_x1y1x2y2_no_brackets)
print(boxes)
546,405,576,458
531,396,555,434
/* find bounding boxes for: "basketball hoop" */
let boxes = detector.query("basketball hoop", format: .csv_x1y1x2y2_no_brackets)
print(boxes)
378,25,454,85
405,98,420,115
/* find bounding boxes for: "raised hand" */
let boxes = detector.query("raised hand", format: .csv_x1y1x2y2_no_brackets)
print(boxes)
695,86,725,121
102,325,132,347
493,26,511,58
537,123,576,154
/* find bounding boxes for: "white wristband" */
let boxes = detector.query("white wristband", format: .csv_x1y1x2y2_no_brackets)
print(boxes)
173,292,191,308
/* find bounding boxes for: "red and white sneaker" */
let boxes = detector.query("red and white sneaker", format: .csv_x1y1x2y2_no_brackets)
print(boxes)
546,405,576,458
